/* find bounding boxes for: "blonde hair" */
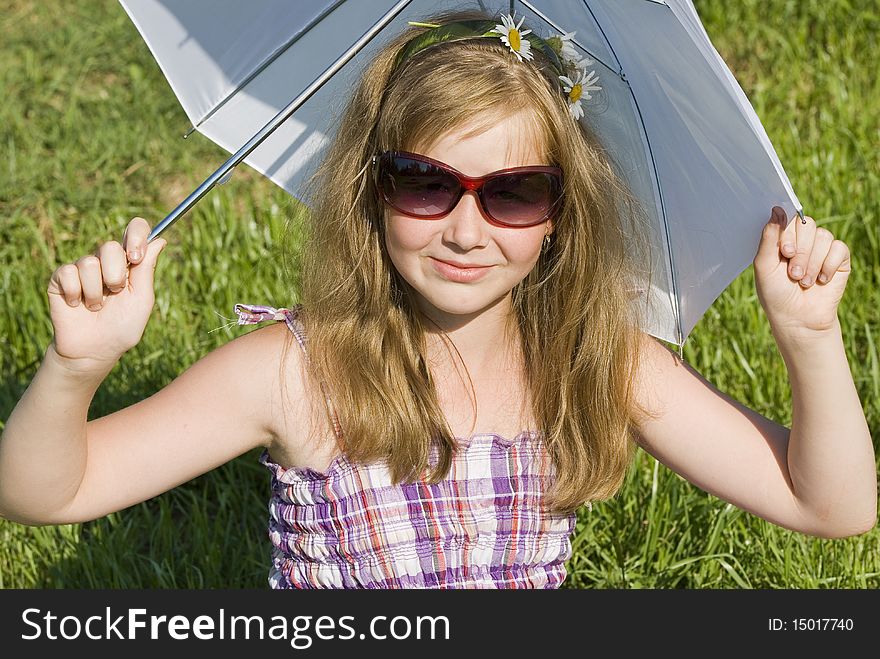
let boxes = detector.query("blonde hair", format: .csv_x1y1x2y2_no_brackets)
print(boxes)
279,10,654,513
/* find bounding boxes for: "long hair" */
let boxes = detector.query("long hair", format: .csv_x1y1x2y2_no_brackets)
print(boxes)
278,10,655,513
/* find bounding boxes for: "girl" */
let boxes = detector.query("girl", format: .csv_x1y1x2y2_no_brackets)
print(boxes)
0,11,875,589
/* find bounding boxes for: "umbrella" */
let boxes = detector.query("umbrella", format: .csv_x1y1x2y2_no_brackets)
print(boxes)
120,0,802,349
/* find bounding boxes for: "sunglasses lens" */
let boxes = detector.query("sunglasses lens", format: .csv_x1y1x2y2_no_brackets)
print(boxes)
380,156,459,217
483,173,560,226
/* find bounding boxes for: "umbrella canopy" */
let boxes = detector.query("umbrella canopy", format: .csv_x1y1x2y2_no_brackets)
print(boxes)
120,0,801,348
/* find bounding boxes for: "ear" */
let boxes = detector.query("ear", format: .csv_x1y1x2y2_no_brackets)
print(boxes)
545,219,555,235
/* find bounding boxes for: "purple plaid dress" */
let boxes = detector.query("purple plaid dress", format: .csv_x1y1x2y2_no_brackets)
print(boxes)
233,303,579,589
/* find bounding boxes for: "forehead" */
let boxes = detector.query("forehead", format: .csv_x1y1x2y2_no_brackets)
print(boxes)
408,111,550,174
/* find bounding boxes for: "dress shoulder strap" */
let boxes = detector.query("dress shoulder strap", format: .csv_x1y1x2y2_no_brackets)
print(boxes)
232,303,344,442
233,303,307,352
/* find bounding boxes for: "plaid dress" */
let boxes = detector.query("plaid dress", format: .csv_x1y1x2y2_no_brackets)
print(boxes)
234,303,578,589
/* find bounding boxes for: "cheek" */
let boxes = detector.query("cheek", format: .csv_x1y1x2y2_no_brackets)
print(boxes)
383,214,433,276
385,214,430,253
502,228,547,268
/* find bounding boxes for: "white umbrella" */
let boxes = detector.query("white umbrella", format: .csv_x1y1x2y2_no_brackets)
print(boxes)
120,0,802,348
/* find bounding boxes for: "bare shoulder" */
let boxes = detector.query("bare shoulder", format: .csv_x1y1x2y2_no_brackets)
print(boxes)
186,319,302,440
235,319,311,443
630,331,685,423
205,318,313,448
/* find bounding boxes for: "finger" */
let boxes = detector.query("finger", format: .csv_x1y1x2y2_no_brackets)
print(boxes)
754,206,787,271
122,217,151,264
96,240,128,293
798,227,835,288
128,238,167,292
778,210,797,259
75,255,105,311
817,239,852,284
784,214,816,281
48,263,83,307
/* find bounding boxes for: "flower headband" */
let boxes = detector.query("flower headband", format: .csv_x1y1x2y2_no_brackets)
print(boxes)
397,15,601,120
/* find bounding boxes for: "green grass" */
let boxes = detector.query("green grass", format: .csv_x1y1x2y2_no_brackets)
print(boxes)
1,0,877,588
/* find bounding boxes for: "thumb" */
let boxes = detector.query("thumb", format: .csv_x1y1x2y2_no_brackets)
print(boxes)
128,238,167,292
753,206,785,273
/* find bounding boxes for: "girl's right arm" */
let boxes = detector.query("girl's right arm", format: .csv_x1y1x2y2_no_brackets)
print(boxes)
0,218,294,526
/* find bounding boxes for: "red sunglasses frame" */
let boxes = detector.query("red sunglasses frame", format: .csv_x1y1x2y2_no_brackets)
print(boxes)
372,150,564,228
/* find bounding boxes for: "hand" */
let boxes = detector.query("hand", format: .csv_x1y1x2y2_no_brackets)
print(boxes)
753,206,851,341
46,217,167,373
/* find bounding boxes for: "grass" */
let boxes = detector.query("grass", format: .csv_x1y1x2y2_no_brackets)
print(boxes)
0,0,878,588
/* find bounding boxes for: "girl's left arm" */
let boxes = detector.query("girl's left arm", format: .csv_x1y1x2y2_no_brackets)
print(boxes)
632,207,876,539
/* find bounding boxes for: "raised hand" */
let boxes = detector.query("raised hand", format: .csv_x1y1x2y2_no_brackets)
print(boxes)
753,206,851,341
46,217,167,373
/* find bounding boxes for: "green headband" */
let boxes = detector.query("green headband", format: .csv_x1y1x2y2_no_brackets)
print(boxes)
395,19,566,78
392,16,602,120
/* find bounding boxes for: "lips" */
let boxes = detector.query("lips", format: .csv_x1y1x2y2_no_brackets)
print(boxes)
433,258,491,269
429,257,493,283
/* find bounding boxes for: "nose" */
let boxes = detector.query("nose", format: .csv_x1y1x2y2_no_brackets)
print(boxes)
442,190,491,250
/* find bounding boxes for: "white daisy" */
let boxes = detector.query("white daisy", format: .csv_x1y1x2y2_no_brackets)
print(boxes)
559,68,602,120
491,13,533,62
556,31,581,65
548,31,596,72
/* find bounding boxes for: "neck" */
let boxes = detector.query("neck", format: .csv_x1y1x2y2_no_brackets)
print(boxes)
420,294,521,373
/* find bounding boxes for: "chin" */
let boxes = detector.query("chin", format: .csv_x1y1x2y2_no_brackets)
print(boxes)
393,260,522,318
415,287,510,318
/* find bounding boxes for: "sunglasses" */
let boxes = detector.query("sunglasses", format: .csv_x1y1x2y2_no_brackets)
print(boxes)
372,150,563,228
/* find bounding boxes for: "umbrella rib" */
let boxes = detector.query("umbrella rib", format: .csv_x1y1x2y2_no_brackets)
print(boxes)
629,91,685,352
515,1,684,347
577,0,674,81
186,0,348,136
518,0,621,80
576,0,684,350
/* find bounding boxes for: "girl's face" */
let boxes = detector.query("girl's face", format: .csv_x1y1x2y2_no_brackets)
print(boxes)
383,112,554,321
